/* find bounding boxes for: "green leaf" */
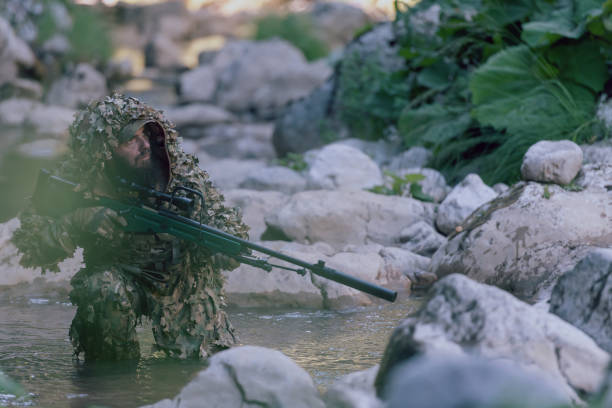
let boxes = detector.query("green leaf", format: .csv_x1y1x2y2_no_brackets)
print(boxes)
416,61,457,90
410,183,435,202
546,39,608,93
477,0,533,27
399,103,473,148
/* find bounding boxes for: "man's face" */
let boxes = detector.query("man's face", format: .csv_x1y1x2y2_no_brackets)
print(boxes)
114,126,152,169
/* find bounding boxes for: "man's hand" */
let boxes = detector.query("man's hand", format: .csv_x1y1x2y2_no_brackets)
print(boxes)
70,207,127,240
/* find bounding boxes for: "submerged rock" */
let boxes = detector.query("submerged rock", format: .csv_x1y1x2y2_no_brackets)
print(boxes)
375,274,610,404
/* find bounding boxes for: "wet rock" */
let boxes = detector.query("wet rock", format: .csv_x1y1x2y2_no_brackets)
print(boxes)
45,63,108,109
521,140,583,185
430,182,612,302
199,123,275,160
307,144,383,190
179,65,215,103
323,365,383,408
375,274,610,403
141,346,324,408
163,104,235,128
224,241,406,309
273,78,346,156
310,1,371,50
0,218,81,287
386,147,433,172
550,249,612,353
435,173,496,235
266,190,435,251
399,221,446,257
16,139,66,159
239,166,307,195
223,189,289,241
212,39,331,118
204,159,267,190
26,103,75,137
384,355,572,408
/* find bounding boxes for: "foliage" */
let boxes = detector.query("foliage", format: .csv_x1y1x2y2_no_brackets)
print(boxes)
368,171,434,201
254,13,329,61
274,152,308,172
339,0,612,184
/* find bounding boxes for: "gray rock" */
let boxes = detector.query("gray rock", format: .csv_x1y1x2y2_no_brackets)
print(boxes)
145,34,184,70
386,168,449,203
49,2,72,31
386,147,433,172
336,138,401,167
399,220,446,257
435,173,497,235
492,182,509,194
310,1,371,50
273,78,347,156
324,365,383,408
593,363,612,407
306,144,383,190
582,140,612,165
2,78,43,100
384,355,572,408
575,163,612,192
204,159,267,190
376,274,610,403
550,249,612,354
521,140,583,185
378,247,433,288
16,138,66,159
179,65,216,103
45,63,108,109
0,98,35,126
212,39,331,118
163,104,235,128
223,189,289,241
141,346,324,408
0,17,35,85
597,96,612,130
26,103,75,137
239,166,307,195
266,190,435,251
41,33,70,55
199,123,275,160
430,182,612,302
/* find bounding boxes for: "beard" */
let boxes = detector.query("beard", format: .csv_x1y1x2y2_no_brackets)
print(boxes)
107,151,156,188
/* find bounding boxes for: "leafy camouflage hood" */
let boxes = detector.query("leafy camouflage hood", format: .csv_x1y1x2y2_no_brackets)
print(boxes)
65,93,183,192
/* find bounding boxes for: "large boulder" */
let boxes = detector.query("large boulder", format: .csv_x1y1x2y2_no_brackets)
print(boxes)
45,63,108,109
239,166,307,195
550,249,612,354
399,220,447,258
375,274,610,403
435,173,497,235
163,104,235,128
222,189,289,241
306,144,383,190
430,176,612,302
520,140,583,185
265,190,435,251
212,39,331,118
223,241,408,309
178,65,216,103
204,159,267,190
198,123,275,160
26,103,76,137
0,17,35,86
384,355,572,408
310,2,371,50
141,346,325,408
323,365,383,408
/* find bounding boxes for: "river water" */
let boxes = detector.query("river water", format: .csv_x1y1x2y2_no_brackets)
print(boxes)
0,288,421,407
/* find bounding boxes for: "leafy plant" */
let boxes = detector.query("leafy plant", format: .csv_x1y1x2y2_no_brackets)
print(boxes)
368,171,434,202
254,13,329,61
274,152,308,172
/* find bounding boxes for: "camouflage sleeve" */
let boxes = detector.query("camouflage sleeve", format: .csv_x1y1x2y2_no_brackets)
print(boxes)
12,204,78,273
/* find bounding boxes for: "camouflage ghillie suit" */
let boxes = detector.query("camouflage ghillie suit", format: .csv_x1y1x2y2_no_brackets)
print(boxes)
12,94,248,360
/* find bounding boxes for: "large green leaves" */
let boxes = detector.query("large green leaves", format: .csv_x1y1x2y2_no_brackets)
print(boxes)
399,103,472,148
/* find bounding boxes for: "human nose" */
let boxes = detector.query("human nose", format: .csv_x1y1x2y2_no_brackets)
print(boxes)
136,133,149,149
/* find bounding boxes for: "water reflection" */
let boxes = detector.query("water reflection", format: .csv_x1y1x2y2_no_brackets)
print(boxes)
0,292,420,407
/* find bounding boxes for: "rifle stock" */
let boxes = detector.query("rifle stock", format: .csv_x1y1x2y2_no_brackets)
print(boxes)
32,169,398,302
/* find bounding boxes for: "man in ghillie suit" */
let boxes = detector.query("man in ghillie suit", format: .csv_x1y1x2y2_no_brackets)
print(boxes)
12,94,248,360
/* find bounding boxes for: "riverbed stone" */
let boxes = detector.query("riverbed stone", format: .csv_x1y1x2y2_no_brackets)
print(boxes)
45,63,107,109
265,190,435,251
204,159,267,190
239,166,307,195
378,247,431,288
335,138,400,167
385,167,450,203
199,123,275,160
575,163,612,192
582,140,612,165
163,103,235,128
375,274,610,403
521,140,583,185
430,181,612,302
384,355,572,408
550,249,612,354
26,103,75,137
0,218,81,287
1,78,43,100
141,346,324,408
0,98,35,126
0,17,35,86
179,65,216,103
323,365,383,408
212,39,331,118
435,173,497,235
223,189,289,241
386,147,433,172
399,220,447,257
306,144,383,190
310,1,370,50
